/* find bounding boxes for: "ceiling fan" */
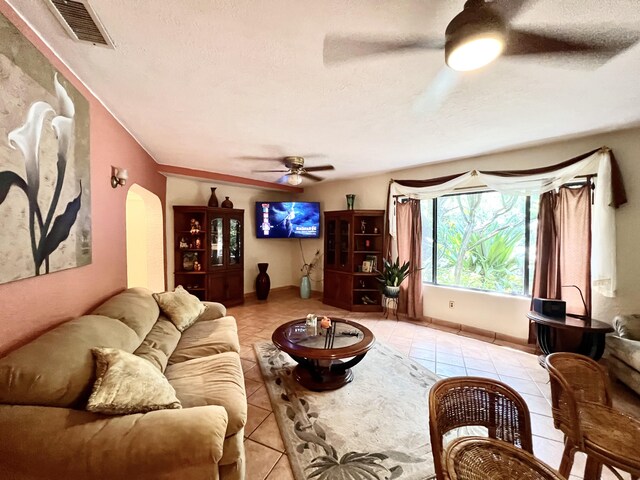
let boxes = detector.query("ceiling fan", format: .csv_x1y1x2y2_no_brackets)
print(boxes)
244,155,335,186
324,0,639,111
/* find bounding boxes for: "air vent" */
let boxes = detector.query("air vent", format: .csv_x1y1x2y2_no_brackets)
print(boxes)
46,0,114,48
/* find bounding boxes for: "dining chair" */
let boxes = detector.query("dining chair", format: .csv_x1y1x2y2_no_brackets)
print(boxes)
546,352,639,480
428,376,534,480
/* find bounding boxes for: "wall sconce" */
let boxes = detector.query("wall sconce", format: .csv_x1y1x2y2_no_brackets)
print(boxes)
111,166,128,188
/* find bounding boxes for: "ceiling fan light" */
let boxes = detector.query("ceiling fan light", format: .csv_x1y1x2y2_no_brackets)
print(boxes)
444,1,506,72
446,36,504,71
287,173,302,186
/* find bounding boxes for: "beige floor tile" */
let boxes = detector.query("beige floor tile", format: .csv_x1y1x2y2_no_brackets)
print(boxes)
250,413,286,453
530,413,564,442
245,404,271,437
247,385,273,411
245,378,263,397
436,353,465,367
244,439,281,480
498,375,544,397
520,392,552,416
265,454,295,480
241,358,257,372
409,347,436,361
462,358,496,373
244,364,266,382
466,369,500,380
436,363,467,377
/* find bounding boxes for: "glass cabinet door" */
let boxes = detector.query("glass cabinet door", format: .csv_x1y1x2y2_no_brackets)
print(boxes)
209,216,224,267
229,217,242,266
339,218,350,270
325,218,337,267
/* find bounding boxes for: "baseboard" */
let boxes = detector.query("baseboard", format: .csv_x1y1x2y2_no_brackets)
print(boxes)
243,285,297,298
424,315,531,349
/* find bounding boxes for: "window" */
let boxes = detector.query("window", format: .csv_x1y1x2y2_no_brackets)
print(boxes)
421,191,538,296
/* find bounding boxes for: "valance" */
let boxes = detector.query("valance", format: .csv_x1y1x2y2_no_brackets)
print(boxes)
387,147,625,297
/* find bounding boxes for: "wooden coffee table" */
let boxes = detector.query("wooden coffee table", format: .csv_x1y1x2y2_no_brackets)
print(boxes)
271,317,375,391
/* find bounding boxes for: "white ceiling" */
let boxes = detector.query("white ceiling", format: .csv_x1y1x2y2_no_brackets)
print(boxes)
8,0,640,185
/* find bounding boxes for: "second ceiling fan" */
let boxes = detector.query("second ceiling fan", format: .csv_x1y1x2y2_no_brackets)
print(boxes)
324,0,638,111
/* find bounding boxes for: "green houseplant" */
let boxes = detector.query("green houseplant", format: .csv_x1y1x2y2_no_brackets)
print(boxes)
376,257,411,298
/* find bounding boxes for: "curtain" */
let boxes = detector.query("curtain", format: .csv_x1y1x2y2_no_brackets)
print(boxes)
529,185,591,342
387,148,624,297
396,199,423,319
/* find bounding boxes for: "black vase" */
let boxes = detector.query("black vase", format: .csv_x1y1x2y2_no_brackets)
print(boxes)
221,196,233,208
255,263,271,300
208,187,219,207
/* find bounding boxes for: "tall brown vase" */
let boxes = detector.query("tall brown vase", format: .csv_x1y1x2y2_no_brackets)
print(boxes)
208,187,219,207
255,263,271,300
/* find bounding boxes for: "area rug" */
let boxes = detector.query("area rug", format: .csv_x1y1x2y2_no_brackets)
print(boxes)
254,340,442,480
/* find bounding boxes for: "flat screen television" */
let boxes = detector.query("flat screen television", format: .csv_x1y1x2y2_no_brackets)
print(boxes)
255,202,320,239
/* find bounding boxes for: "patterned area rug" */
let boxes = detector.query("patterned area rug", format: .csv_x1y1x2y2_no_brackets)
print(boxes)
254,340,441,480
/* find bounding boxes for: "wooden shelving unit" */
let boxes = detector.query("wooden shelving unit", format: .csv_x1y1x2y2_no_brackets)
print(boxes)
173,205,244,306
322,209,385,312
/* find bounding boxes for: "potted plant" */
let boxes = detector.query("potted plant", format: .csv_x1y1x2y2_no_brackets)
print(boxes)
376,257,411,298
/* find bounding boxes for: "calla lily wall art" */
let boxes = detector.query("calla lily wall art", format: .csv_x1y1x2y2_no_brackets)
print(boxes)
0,12,91,284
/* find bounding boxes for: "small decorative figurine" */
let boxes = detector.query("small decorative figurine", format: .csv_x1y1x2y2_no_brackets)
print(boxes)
193,260,201,272
195,238,201,249
373,226,379,234
190,219,201,234
320,316,332,329
360,220,366,234
179,237,189,249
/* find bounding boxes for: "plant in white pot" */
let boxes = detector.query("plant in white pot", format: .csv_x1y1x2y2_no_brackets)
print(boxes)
376,257,411,298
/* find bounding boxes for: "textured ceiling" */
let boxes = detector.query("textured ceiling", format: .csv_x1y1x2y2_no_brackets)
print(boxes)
7,0,640,185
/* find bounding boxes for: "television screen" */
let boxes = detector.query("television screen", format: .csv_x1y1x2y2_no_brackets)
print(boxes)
256,202,320,239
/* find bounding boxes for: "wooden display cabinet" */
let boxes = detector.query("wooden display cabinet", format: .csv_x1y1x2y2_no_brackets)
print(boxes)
323,210,384,312
173,206,244,306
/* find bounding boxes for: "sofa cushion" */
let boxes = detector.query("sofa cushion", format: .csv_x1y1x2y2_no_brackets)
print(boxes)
613,314,640,341
169,317,240,365
92,287,160,341
606,334,640,371
134,317,181,371
87,347,182,414
153,286,205,332
0,315,139,408
165,352,247,437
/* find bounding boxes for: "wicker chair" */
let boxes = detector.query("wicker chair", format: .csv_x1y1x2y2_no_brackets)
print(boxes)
546,352,639,480
428,376,534,480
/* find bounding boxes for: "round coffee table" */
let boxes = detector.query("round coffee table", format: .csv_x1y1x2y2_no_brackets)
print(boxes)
271,318,375,391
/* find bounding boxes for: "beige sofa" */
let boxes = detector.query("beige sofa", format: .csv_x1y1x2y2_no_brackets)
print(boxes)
605,314,640,397
0,287,247,480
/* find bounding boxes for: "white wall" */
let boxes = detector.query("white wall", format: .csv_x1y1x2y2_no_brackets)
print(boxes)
165,177,300,294
301,126,640,340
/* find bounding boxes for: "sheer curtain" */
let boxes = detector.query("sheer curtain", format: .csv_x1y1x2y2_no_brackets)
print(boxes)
396,199,423,318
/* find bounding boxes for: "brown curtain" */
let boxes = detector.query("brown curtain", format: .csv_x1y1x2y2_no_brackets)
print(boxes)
396,199,423,319
529,185,592,342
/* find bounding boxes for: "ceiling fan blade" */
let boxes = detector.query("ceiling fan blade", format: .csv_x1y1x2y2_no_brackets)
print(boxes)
489,0,535,22
323,35,444,65
504,28,639,58
413,66,461,114
301,172,324,182
276,175,290,185
252,169,290,173
304,165,335,172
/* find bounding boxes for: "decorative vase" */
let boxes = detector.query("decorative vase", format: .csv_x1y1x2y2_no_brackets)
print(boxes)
346,194,356,210
208,187,219,207
255,263,271,300
221,196,234,208
300,275,311,299
384,285,401,298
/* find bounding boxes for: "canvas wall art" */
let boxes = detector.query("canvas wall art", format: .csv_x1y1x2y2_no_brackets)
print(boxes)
0,11,91,284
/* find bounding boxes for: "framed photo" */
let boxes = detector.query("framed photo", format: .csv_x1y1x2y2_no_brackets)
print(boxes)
365,254,378,271
362,260,373,273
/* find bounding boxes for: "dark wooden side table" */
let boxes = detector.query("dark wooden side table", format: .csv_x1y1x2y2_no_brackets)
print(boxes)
526,311,613,364
272,318,375,391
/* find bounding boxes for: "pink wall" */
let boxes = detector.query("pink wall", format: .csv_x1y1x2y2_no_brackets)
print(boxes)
0,3,167,356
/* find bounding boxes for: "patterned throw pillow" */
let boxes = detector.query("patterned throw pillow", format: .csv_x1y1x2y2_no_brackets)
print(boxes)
153,285,206,332
87,347,181,415
613,315,640,341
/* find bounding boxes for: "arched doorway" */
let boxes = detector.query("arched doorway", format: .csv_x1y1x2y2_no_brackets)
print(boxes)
126,184,165,292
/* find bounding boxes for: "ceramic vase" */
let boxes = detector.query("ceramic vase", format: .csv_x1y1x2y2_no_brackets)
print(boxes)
208,187,219,207
346,194,356,210
255,263,271,300
384,285,400,298
300,275,311,299
221,196,234,208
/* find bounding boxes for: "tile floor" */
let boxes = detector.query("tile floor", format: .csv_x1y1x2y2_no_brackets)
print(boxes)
230,290,640,480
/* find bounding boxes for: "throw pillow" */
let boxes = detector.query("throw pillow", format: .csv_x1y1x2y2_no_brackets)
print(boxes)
153,285,205,332
613,314,640,340
87,347,182,415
